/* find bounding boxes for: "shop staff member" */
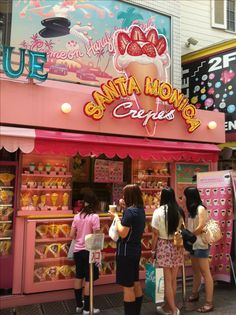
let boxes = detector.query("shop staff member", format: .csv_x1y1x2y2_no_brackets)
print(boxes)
70,190,101,314
109,184,145,315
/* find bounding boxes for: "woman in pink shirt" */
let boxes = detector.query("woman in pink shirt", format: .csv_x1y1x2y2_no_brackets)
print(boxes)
70,190,100,314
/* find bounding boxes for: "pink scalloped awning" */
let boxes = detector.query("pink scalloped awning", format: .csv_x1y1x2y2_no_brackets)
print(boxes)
34,130,220,162
0,126,35,153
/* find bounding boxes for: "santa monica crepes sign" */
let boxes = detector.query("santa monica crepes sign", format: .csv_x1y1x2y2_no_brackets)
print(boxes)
84,76,201,134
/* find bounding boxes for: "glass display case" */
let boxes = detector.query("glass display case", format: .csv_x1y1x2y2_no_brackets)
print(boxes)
23,218,74,293
19,154,73,215
22,215,153,293
0,161,18,290
132,160,171,211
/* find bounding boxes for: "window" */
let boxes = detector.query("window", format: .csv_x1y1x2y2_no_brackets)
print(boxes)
227,0,236,31
211,0,236,31
0,0,12,47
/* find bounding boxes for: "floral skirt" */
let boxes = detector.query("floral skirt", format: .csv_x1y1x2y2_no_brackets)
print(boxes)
156,239,184,268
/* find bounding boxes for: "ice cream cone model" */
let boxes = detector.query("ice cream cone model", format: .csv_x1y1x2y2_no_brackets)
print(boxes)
32,194,39,210
0,173,15,186
62,192,69,210
21,194,30,209
40,194,46,210
124,62,159,135
114,25,170,136
0,190,8,204
51,193,58,210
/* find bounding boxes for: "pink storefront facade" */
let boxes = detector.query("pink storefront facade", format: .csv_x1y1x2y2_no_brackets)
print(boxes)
0,74,225,308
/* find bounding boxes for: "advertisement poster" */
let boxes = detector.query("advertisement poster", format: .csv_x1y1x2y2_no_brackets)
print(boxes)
197,171,234,282
11,0,171,85
182,45,236,138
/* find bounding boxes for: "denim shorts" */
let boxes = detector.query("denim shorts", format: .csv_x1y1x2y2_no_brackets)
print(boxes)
191,247,210,258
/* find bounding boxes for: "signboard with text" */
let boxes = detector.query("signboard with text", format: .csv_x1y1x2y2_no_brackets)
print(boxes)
11,0,171,85
182,43,236,140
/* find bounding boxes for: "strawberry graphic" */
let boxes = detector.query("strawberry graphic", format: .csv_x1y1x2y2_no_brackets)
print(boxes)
127,42,142,56
142,43,156,57
156,37,167,55
117,32,131,55
146,28,159,46
130,26,146,41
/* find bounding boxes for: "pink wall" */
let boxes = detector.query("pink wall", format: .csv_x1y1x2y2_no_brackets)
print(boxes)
0,78,225,143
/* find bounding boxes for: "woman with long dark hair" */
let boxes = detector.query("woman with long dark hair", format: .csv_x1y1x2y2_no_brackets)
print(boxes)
109,184,145,315
184,187,214,313
151,187,184,315
70,190,101,314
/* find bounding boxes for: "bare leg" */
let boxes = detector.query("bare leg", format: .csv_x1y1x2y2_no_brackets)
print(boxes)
171,266,179,300
163,267,178,315
198,258,214,304
123,286,136,302
134,281,143,298
84,281,90,296
191,257,201,295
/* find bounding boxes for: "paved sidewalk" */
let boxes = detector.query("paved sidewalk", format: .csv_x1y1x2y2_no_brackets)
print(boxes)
1,282,236,315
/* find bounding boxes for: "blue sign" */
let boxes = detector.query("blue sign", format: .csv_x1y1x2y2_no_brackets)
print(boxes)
3,46,48,81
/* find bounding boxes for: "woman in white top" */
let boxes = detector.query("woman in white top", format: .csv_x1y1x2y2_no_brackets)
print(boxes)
151,187,184,315
184,187,214,313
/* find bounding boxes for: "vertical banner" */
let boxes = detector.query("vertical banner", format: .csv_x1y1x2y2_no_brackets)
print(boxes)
197,171,234,282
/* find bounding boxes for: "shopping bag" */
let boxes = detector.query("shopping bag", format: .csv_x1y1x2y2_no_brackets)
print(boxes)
67,239,75,260
108,218,119,242
145,263,164,304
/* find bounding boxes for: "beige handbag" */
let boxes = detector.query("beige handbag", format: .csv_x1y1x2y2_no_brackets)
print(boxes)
201,219,223,245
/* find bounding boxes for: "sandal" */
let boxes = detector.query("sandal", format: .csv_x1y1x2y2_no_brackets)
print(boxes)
187,292,199,302
197,303,214,313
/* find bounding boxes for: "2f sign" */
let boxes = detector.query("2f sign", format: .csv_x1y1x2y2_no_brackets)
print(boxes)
3,46,48,81
208,51,236,72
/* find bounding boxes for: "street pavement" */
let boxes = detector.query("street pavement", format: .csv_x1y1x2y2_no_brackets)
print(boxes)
1,282,236,315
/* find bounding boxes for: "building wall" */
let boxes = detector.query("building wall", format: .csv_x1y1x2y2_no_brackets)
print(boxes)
180,0,236,55
123,0,181,89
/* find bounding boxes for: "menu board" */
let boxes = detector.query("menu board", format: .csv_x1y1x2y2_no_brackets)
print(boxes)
94,159,123,183
197,171,234,283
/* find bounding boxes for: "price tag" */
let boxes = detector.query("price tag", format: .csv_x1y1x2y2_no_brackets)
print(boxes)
89,250,102,264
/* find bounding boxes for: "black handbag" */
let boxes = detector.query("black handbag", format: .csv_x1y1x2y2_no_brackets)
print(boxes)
181,227,197,252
